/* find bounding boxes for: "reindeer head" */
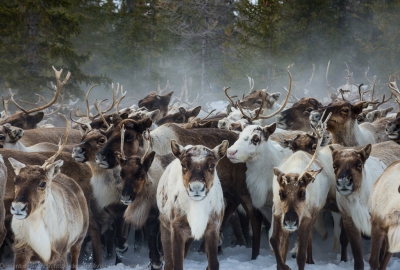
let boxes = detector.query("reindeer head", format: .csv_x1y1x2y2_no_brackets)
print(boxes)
0,123,24,146
310,101,368,133
273,168,322,231
0,112,44,130
171,140,228,201
156,106,201,126
276,98,322,131
227,123,276,163
96,119,152,169
239,90,280,111
386,112,400,140
330,144,371,196
72,129,107,163
138,91,173,120
116,152,155,205
9,158,63,220
281,131,331,155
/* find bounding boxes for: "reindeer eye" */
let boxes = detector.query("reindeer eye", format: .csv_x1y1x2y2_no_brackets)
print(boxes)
39,182,46,189
300,191,306,199
255,99,262,104
209,163,215,170
357,163,363,170
342,108,349,113
98,138,106,144
305,108,313,112
152,102,159,109
333,164,337,171
251,136,260,145
125,135,133,142
279,191,285,200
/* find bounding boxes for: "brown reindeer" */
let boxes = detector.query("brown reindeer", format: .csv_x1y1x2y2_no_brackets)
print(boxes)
385,112,400,143
311,100,391,146
138,91,174,121
275,98,323,131
156,106,201,126
8,115,89,270
157,140,228,270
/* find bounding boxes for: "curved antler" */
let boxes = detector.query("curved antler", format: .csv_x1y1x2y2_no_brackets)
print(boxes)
93,99,110,129
41,113,71,168
44,94,64,117
69,112,92,132
10,66,70,114
224,87,236,107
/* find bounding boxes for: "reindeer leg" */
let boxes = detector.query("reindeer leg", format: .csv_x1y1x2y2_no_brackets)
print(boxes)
145,215,163,270
238,208,252,247
342,216,364,270
270,215,290,270
296,217,313,270
369,220,386,270
238,193,262,260
70,237,85,270
160,222,173,270
339,220,349,262
379,238,392,270
115,213,130,265
171,220,189,270
306,225,315,264
229,210,246,247
14,247,33,270
88,221,103,269
204,220,221,270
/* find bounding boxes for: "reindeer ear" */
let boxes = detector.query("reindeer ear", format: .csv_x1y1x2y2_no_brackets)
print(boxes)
273,167,287,186
29,112,44,125
357,144,371,163
329,145,339,159
142,151,156,172
171,140,185,159
44,160,64,180
189,106,201,118
263,123,277,139
135,118,153,133
162,91,174,104
385,107,394,114
352,101,369,116
8,158,26,175
279,139,293,149
178,107,187,114
213,140,229,161
300,168,323,186
146,110,160,122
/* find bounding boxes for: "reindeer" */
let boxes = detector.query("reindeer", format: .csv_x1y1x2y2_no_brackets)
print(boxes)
138,91,174,121
1,67,69,130
0,155,6,247
156,106,201,126
275,98,323,132
115,126,164,269
157,140,228,270
385,113,400,143
369,160,400,270
8,115,89,270
270,117,331,270
329,141,400,270
310,100,392,146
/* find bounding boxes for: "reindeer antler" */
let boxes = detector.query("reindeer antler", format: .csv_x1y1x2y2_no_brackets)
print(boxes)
41,113,71,169
69,112,92,132
298,110,331,180
10,66,70,114
2,95,10,118
119,125,126,161
224,87,237,107
93,99,110,129
388,81,400,112
326,60,336,98
246,74,254,95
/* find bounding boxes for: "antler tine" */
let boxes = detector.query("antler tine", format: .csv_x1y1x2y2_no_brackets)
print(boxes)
326,60,336,98
21,66,70,114
116,95,125,114
372,93,393,110
2,95,10,118
19,94,42,106
41,113,71,168
246,74,254,94
303,63,315,89
258,65,293,119
73,107,88,118
69,112,92,132
44,94,64,116
9,89,28,113
83,84,99,119
236,91,264,124
199,109,216,122
298,111,331,179
358,83,364,101
93,99,110,129
224,87,236,107
120,125,126,161
388,81,400,112
90,86,117,120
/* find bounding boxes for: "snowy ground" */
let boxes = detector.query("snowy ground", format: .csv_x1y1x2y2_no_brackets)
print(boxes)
3,213,399,270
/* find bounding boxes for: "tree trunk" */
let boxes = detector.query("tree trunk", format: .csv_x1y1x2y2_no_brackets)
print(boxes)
27,7,40,76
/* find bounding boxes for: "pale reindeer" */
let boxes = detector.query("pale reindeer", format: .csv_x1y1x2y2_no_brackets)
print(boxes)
369,160,400,270
157,139,228,270
329,140,400,270
8,115,89,270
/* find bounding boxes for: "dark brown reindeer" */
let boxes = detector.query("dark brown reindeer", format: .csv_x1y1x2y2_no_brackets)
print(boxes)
115,126,163,269
275,98,323,132
8,115,89,270
156,106,201,126
0,155,6,247
157,140,228,270
386,112,400,143
138,91,174,121
95,119,264,260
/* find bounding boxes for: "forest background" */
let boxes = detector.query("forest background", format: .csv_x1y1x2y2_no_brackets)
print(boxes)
0,0,399,102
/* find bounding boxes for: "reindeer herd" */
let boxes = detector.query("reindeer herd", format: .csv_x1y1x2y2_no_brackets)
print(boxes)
1,65,400,270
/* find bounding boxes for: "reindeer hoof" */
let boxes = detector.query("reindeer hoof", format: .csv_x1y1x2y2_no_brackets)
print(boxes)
306,259,315,264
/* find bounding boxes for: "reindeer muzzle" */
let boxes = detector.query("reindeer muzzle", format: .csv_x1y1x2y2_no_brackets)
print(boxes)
188,181,206,201
11,202,29,220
